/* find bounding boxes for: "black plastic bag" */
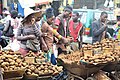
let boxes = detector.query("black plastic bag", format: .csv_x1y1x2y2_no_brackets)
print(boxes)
0,38,8,48
4,20,14,37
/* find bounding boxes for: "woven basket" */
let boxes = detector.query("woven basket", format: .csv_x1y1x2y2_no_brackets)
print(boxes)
3,69,25,79
102,61,118,72
57,58,106,77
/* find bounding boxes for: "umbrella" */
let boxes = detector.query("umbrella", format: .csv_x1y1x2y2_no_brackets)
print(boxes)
35,0,53,5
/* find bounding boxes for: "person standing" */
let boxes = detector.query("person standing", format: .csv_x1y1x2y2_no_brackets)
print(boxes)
113,16,120,40
54,5,73,54
92,12,108,43
69,13,83,42
69,13,83,50
3,10,19,42
55,5,73,37
41,8,68,52
17,9,43,56
41,8,68,64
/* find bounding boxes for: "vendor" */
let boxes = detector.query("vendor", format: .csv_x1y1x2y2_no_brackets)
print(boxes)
17,8,44,56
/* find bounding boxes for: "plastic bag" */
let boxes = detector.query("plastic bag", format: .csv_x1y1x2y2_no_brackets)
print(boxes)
10,39,20,51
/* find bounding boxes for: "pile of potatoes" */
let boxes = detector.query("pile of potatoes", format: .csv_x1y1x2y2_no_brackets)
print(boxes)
58,39,120,65
80,53,116,64
25,51,46,63
26,62,63,76
59,51,116,64
0,50,27,72
59,51,83,62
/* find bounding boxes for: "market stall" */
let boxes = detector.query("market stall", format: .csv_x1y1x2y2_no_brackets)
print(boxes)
0,50,63,80
57,38,120,79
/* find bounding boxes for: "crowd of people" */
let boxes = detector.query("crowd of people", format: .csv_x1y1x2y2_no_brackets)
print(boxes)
0,5,120,64
0,6,83,58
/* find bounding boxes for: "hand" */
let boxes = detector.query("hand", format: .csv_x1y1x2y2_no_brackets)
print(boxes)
67,37,74,42
27,35,36,40
42,45,48,52
102,20,107,27
61,37,69,44
41,33,47,37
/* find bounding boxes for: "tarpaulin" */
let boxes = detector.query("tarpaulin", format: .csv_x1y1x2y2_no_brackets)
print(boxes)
17,3,24,16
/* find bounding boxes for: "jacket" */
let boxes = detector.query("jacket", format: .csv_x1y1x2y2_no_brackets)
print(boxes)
55,14,70,37
92,19,107,43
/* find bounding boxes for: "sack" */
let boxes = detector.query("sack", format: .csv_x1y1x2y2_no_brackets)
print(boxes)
4,20,14,37
0,38,8,48
26,39,40,52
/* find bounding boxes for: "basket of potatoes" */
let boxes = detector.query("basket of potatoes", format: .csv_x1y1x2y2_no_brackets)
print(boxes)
25,62,63,79
57,51,114,77
0,50,27,79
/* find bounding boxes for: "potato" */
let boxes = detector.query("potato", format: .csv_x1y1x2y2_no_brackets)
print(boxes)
31,73,38,76
1,68,4,72
39,71,43,75
31,67,35,71
27,72,31,75
16,59,22,63
10,62,15,65
4,66,8,71
44,70,49,74
1,62,9,66
34,69,39,74
38,67,41,70
0,60,3,63
8,59,13,63
40,65,44,69
48,70,53,73
22,63,27,67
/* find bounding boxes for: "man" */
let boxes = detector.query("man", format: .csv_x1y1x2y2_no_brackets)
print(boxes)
92,12,108,43
69,13,83,51
54,5,73,54
55,5,73,37
69,13,83,42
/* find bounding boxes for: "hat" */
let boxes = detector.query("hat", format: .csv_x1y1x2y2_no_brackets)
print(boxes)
11,10,18,18
22,7,43,22
64,5,73,12
3,10,10,15
45,8,54,19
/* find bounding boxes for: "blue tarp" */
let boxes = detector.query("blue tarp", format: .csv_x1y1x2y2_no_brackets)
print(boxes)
17,3,24,17
10,3,15,10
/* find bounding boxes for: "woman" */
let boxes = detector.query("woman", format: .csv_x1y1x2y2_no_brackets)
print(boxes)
17,9,43,56
41,8,68,52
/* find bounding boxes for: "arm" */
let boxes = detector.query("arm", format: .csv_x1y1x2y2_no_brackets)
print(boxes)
17,25,31,41
92,22,106,37
3,20,9,32
54,18,61,30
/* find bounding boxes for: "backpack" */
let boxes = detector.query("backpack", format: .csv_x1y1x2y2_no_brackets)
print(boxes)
4,20,14,37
